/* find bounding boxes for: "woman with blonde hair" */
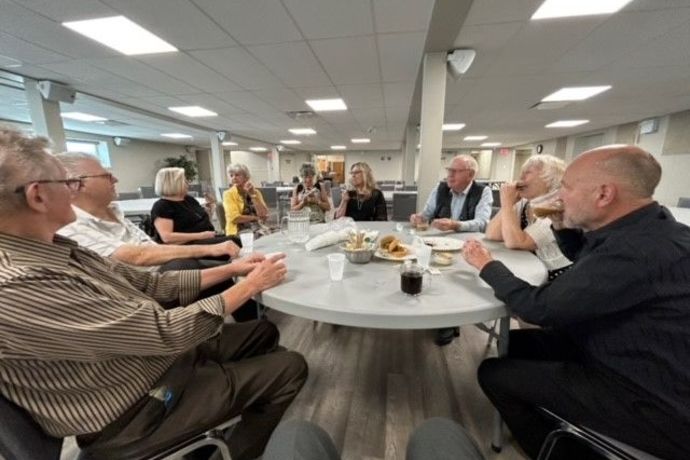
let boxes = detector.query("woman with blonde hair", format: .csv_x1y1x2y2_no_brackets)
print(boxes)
150,167,217,244
223,163,269,236
335,162,387,221
291,162,330,222
485,154,572,280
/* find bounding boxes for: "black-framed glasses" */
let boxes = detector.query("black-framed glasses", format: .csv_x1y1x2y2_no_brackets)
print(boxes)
78,172,115,182
14,178,83,194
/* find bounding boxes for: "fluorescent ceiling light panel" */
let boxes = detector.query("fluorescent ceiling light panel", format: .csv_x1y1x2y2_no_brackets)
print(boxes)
280,140,301,145
351,138,370,144
61,112,107,122
542,86,611,102
464,135,488,141
161,133,192,139
305,98,347,112
250,147,267,151
442,123,466,131
63,16,178,55
168,106,217,117
546,120,590,128
330,145,346,150
481,142,502,147
222,141,238,146
289,128,316,135
532,0,633,19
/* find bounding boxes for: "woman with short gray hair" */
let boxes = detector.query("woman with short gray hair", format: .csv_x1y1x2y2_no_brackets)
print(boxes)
291,163,330,222
223,163,269,236
150,167,218,244
485,154,571,280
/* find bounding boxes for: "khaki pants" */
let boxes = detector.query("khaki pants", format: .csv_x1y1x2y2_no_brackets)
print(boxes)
78,320,308,460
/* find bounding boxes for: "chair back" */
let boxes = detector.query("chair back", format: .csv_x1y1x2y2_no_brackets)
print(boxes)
258,187,278,209
138,186,155,198
117,192,140,200
392,192,417,221
331,186,342,208
677,197,690,208
0,394,63,460
492,189,501,207
216,203,227,231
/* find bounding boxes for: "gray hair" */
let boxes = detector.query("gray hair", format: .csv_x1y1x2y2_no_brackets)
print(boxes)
299,162,317,177
521,154,566,192
226,163,250,179
54,151,102,176
0,126,58,213
154,167,186,197
453,154,479,174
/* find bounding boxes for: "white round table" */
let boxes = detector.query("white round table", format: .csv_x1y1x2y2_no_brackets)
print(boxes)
253,221,547,330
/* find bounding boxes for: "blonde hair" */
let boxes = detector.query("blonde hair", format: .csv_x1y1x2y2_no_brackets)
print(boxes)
154,167,186,197
522,154,566,192
350,162,377,194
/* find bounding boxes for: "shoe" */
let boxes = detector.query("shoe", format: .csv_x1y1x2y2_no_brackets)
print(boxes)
435,327,460,346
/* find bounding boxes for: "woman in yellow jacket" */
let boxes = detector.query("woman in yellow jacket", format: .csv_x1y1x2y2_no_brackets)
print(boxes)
223,163,269,236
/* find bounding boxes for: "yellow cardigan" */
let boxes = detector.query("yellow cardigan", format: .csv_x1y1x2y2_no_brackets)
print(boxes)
223,186,266,236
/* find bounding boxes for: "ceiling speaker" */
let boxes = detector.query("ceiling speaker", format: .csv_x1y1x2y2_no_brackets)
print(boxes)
37,80,76,103
447,49,476,79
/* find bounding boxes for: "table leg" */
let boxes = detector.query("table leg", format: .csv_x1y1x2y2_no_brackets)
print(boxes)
491,315,510,452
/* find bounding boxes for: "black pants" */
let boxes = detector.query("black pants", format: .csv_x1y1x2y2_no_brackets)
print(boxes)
159,258,258,322
478,329,689,460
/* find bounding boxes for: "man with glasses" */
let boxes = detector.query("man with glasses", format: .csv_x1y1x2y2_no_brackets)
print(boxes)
0,127,307,460
410,154,493,346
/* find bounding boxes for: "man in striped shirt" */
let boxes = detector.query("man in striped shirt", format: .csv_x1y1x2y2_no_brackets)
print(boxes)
0,126,308,460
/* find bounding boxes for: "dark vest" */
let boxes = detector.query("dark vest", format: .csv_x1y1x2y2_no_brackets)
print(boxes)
433,181,486,220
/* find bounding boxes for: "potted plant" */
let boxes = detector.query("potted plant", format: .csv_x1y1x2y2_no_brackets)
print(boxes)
163,155,198,182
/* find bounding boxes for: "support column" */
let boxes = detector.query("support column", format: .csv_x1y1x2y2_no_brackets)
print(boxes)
268,147,281,183
209,133,227,200
24,78,67,152
402,124,417,185
416,52,447,213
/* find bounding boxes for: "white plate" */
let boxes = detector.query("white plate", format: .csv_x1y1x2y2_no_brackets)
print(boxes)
374,244,416,261
421,237,464,252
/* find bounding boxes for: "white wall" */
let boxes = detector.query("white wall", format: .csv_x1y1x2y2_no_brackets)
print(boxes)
279,151,312,183
226,150,272,184
490,149,515,181
344,150,403,181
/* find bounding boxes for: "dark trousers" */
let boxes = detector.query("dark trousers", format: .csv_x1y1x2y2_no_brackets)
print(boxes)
478,329,689,460
159,257,258,322
78,320,308,460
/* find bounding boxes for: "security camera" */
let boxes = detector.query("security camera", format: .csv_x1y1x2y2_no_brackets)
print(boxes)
447,49,476,79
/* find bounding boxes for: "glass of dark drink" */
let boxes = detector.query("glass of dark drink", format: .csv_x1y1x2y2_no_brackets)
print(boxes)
400,260,424,296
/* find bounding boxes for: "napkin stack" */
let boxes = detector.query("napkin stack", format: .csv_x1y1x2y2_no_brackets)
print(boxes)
305,229,380,251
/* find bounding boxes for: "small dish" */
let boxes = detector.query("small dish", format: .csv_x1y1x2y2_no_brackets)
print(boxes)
432,252,454,266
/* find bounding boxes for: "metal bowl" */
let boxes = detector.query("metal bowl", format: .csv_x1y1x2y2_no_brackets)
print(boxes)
341,245,375,264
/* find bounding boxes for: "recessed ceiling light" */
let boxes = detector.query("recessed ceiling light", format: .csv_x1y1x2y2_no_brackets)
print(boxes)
305,98,347,112
61,112,107,122
464,135,488,141
168,106,217,117
330,145,346,150
481,142,502,147
442,123,466,131
532,0,633,20
280,140,301,145
62,16,178,56
250,146,268,152
542,86,611,102
161,133,192,139
289,128,316,135
546,120,590,128
222,141,238,146
351,138,370,144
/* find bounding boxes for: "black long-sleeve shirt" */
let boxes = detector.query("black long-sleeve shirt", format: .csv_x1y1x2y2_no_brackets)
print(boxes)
481,203,690,422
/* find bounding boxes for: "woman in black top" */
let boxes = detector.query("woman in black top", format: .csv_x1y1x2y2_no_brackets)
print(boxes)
150,167,218,244
335,162,387,221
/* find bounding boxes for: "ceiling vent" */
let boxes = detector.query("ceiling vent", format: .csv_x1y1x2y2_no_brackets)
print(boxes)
530,101,572,110
285,110,316,119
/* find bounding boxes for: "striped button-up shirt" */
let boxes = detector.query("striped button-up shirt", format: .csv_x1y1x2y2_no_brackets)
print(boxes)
0,233,225,437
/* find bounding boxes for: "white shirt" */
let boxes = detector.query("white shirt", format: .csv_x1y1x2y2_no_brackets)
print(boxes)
516,199,572,271
420,181,493,232
58,204,155,257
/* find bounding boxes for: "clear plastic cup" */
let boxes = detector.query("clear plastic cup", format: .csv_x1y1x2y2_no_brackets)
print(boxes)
414,238,432,270
239,231,254,254
327,253,345,281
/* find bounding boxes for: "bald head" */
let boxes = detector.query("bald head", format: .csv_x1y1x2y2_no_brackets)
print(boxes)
575,145,661,199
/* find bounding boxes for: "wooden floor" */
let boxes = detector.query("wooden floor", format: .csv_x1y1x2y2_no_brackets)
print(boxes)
272,310,526,460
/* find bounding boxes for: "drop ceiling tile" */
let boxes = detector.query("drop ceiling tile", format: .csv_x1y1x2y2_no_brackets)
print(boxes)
87,57,197,95
19,0,115,21
377,32,426,82
137,54,242,92
191,47,285,90
373,0,435,33
248,41,331,87
383,82,414,107
310,36,380,85
336,84,384,109
282,0,373,39
0,32,71,65
251,88,305,111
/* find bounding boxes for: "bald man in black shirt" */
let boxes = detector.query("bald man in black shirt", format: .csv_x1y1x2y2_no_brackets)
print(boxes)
463,145,690,460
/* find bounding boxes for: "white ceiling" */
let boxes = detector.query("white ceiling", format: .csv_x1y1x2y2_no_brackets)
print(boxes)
1,0,690,151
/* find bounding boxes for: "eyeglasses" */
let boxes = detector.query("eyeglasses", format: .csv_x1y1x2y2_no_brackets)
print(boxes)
446,168,471,175
14,178,83,194
78,172,115,182
350,170,363,175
